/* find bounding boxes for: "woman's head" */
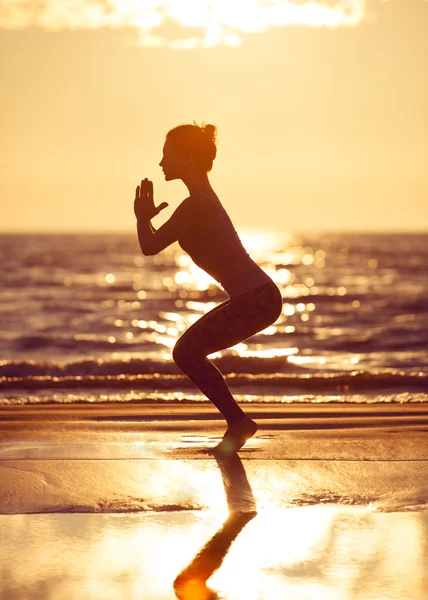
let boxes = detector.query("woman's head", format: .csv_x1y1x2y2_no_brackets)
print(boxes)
159,120,218,181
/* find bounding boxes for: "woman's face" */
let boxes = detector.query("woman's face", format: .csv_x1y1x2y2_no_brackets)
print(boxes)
159,140,192,181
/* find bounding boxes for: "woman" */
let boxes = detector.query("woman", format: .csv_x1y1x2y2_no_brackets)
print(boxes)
134,121,283,453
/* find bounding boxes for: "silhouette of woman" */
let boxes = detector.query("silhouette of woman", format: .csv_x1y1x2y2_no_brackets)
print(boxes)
134,121,282,452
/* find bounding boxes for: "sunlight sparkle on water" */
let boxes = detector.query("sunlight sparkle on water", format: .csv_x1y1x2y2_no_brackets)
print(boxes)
237,347,298,359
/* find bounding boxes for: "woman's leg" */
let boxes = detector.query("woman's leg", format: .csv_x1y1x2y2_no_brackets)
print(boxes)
172,282,282,425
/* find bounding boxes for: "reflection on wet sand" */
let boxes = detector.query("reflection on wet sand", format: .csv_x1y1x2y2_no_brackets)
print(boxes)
1,450,428,599
173,454,257,599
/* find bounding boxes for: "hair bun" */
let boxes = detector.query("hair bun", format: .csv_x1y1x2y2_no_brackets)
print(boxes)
201,123,218,143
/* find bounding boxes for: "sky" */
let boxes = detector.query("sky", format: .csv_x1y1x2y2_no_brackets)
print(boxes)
1,0,427,233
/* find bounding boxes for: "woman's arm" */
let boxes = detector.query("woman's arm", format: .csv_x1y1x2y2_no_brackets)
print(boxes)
137,196,206,255
134,178,164,254
134,178,209,256
136,217,156,255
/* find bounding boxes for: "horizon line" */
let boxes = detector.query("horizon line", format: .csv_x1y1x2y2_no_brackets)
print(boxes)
1,228,427,236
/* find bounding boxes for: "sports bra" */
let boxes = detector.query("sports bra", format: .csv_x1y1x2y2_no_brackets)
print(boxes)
177,192,272,297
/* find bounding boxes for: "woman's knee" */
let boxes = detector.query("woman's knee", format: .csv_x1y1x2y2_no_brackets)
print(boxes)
172,341,184,367
172,338,196,368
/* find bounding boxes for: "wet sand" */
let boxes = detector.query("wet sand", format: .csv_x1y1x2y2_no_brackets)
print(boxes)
1,402,428,599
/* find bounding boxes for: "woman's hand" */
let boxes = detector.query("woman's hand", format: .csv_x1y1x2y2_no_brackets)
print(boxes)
134,178,168,220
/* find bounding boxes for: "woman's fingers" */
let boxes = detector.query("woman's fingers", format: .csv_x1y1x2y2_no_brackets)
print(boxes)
134,178,160,220
143,179,153,201
140,179,154,202
135,179,154,215
138,178,153,200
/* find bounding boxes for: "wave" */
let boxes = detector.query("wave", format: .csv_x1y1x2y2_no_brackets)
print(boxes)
1,369,427,393
8,318,428,356
2,355,428,377
0,356,306,377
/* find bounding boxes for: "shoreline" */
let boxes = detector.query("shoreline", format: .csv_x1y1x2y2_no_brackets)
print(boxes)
1,402,427,515
1,402,428,436
2,400,428,418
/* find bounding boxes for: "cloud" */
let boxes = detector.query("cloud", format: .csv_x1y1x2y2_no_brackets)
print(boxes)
0,0,367,48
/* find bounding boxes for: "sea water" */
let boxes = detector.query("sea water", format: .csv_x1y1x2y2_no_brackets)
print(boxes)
1,231,427,405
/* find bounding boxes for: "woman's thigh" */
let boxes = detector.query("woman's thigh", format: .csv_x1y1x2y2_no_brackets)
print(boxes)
175,283,282,357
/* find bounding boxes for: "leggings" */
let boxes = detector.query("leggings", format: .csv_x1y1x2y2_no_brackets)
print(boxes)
172,280,283,424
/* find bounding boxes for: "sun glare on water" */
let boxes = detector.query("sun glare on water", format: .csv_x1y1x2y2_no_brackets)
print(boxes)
1,1,366,47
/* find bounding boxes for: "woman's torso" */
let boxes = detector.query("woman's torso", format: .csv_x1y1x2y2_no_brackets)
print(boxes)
177,192,273,298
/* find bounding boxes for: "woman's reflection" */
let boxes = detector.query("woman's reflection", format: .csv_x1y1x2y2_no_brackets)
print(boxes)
173,454,257,599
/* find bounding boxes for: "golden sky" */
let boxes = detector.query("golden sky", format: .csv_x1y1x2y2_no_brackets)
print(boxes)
1,0,427,232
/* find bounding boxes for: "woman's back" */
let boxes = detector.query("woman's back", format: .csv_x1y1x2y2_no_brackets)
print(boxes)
178,193,271,297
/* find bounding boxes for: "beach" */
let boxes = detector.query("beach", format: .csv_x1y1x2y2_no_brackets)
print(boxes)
1,402,428,599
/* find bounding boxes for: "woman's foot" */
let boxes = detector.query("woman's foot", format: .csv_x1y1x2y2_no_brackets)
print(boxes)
213,416,258,454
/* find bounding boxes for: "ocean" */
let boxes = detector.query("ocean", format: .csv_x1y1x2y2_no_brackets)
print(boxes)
1,231,427,406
